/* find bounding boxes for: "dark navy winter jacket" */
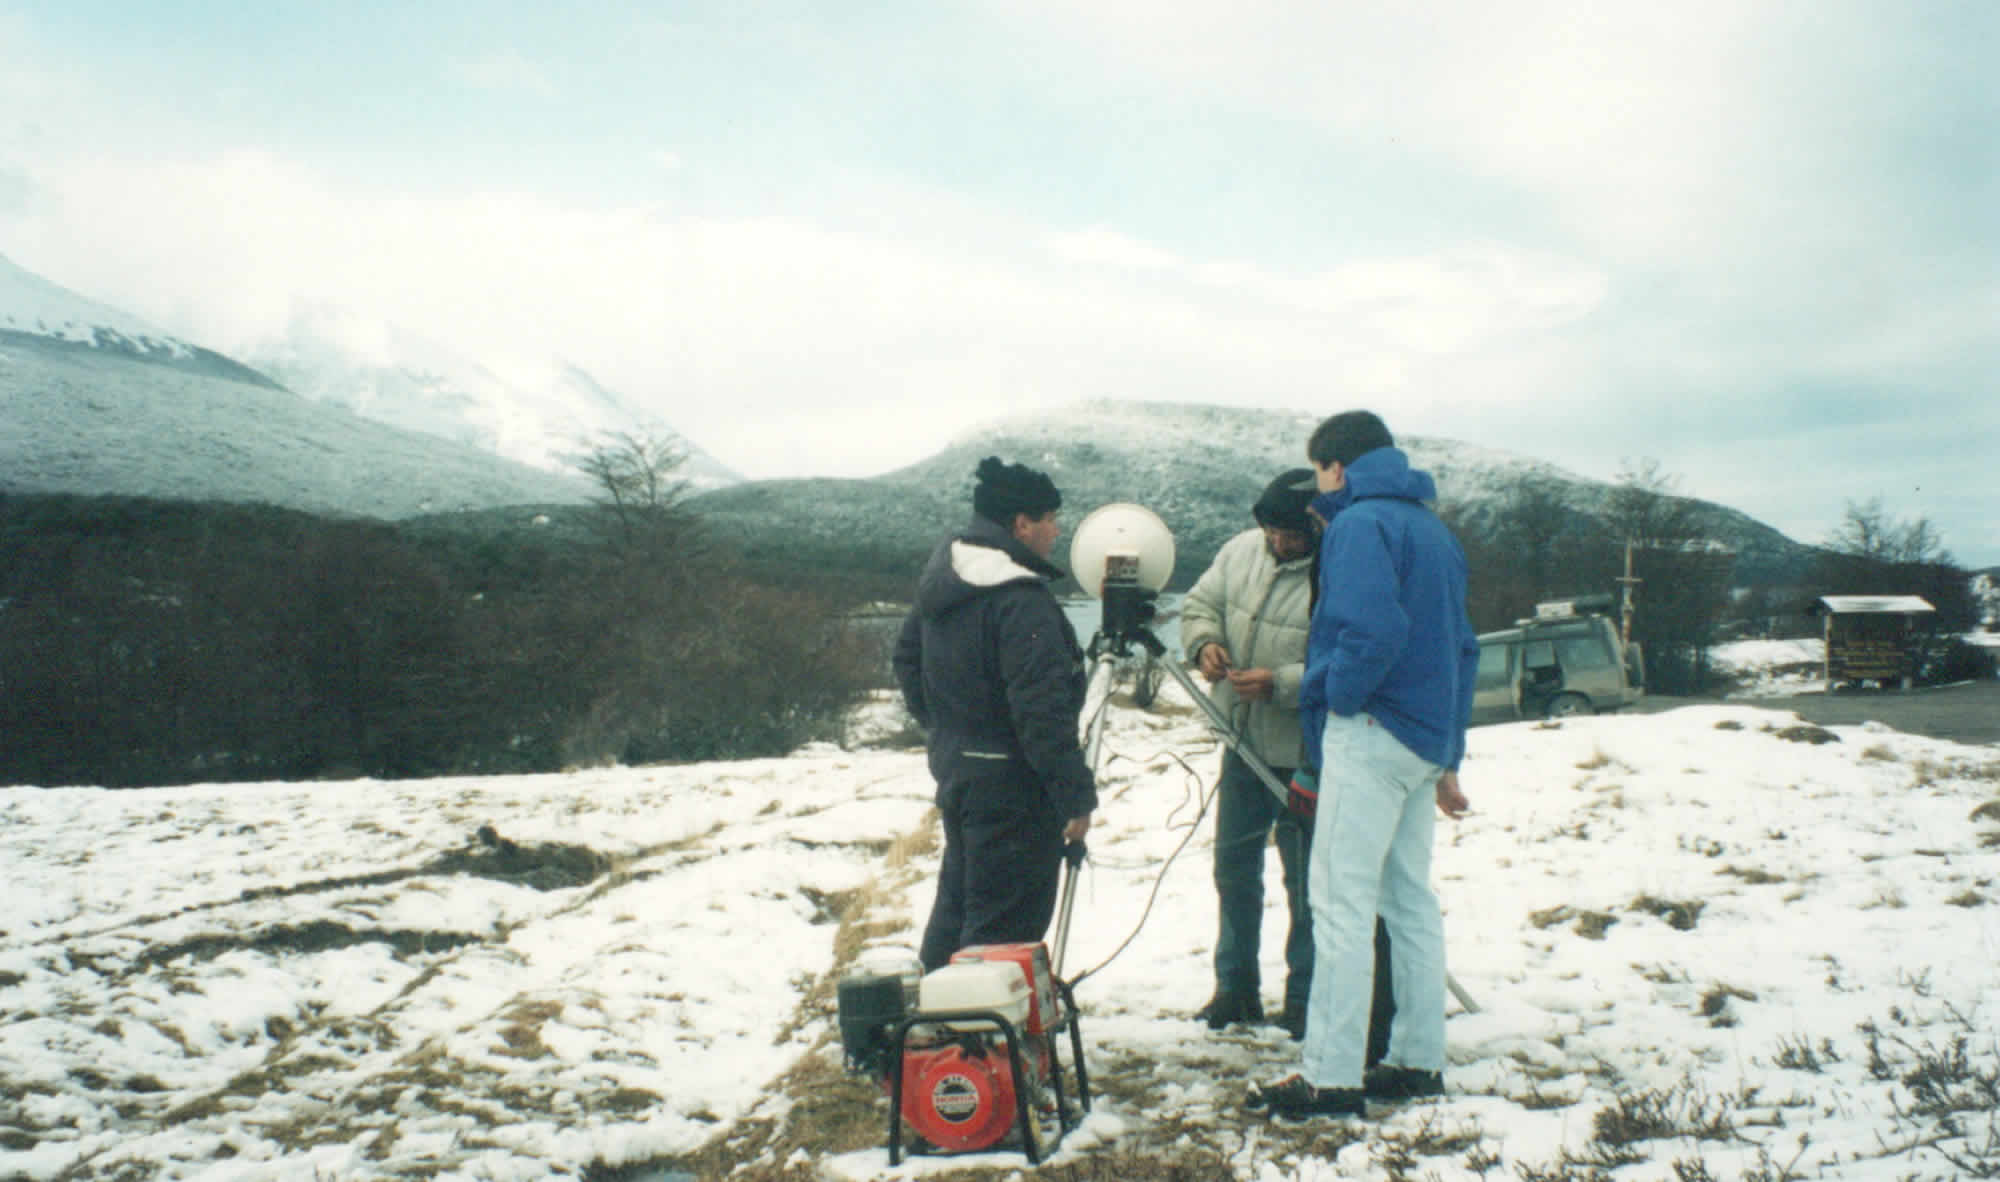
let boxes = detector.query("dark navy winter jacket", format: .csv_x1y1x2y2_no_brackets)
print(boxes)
892,517,1097,821
1300,447,1480,772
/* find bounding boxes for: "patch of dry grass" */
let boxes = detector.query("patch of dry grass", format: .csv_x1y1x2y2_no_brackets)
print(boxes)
493,999,563,1060
1629,895,1705,931
1719,864,1786,885
1771,724,1840,746
1698,983,1757,1027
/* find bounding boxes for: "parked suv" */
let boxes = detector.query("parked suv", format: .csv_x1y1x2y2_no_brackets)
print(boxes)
1471,598,1644,725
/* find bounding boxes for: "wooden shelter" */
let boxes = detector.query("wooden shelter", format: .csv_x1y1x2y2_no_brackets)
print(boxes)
1809,595,1936,689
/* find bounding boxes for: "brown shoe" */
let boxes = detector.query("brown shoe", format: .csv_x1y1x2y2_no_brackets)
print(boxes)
1192,991,1262,1031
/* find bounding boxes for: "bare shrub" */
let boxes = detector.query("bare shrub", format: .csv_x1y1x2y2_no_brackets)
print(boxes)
0,494,876,785
1592,1082,1736,1147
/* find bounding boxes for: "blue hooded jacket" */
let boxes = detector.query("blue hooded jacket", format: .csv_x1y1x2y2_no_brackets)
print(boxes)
1299,446,1480,772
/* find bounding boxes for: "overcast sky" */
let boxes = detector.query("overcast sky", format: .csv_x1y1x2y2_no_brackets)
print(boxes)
1,2,1994,564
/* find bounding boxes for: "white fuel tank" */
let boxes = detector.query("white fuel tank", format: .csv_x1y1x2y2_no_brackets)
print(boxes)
917,960,1032,1030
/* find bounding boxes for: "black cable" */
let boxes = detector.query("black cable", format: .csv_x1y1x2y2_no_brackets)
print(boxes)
1066,745,1218,988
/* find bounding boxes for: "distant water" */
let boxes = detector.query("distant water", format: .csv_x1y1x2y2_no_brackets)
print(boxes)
1061,593,1182,656
846,594,1182,676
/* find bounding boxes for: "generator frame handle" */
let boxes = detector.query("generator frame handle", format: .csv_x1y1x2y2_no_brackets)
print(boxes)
1053,976,1092,1115
885,1003,1089,1167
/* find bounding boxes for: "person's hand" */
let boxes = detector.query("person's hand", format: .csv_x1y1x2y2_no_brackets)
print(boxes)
1286,768,1318,824
1226,667,1276,701
1063,812,1092,842
1196,643,1232,682
1436,772,1469,819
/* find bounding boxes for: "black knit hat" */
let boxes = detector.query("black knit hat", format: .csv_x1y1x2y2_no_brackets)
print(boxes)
972,456,1062,525
1252,468,1318,533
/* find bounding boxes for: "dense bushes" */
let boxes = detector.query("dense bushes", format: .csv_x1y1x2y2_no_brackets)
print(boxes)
0,494,880,787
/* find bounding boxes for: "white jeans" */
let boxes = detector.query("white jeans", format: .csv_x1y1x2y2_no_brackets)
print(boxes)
1302,712,1448,1088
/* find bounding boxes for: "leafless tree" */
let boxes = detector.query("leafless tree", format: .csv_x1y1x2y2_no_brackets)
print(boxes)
1600,458,1732,694
571,429,697,556
1828,497,1955,567
1817,497,1974,635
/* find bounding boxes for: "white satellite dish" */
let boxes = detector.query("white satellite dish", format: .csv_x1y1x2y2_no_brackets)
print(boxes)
1069,503,1175,598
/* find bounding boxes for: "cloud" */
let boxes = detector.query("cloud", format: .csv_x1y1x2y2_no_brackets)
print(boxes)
6,148,1623,474
1046,227,1180,271
446,50,556,98
0,163,31,215
0,4,1990,561
979,2,1934,262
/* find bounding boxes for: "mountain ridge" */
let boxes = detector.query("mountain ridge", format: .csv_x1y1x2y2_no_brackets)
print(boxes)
0,254,724,514
694,400,1822,591
0,254,1826,581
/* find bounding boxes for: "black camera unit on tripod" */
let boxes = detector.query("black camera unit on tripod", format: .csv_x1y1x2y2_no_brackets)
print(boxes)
1095,554,1167,659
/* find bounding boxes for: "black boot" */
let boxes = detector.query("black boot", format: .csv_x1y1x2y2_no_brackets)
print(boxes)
1363,1064,1444,1101
1193,991,1263,1031
1276,999,1308,1041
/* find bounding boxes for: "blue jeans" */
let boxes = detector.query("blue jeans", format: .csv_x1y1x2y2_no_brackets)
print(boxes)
1212,751,1313,1009
1303,713,1448,1088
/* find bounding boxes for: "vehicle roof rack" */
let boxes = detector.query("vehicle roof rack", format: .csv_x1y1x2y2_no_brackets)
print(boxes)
1521,594,1615,625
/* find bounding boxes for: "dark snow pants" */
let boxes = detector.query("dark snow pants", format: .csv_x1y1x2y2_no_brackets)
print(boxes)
919,776,1067,971
1212,750,1314,1009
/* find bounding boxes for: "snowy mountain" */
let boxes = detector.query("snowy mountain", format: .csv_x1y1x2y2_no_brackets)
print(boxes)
239,305,741,489
0,253,280,389
0,250,178,351
694,400,1821,589
0,255,590,518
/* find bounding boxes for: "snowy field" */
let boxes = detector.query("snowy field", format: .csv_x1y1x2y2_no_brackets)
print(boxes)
1709,638,1827,698
4,663,1999,1180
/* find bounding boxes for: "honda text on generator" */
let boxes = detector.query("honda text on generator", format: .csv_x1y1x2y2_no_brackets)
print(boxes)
836,849,1092,1163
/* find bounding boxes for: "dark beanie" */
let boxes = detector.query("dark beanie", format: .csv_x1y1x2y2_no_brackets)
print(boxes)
1252,468,1317,533
972,455,1062,525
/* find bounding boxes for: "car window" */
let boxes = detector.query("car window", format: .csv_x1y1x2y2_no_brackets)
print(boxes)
1556,633,1615,671
1476,642,1512,691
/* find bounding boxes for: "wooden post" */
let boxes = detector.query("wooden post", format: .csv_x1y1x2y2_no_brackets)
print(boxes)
1616,539,1641,648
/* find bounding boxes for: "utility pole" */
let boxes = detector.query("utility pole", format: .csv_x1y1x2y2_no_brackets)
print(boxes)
1617,538,1641,647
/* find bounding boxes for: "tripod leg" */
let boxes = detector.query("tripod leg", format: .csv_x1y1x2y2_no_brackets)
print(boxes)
1154,655,1294,808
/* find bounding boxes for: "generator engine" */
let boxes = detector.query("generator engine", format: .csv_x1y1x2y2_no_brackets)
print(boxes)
836,941,1088,1163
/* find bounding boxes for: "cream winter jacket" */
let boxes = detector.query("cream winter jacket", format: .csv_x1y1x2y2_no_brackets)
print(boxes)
1178,527,1314,768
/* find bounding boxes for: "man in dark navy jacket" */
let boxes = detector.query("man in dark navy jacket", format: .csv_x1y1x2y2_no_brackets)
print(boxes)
894,457,1097,971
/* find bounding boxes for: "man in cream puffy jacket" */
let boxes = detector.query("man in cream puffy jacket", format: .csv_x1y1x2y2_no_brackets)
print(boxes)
1179,468,1318,1037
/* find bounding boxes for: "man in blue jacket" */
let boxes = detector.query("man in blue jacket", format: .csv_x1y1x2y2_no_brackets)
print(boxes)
1252,410,1478,1122
893,457,1097,971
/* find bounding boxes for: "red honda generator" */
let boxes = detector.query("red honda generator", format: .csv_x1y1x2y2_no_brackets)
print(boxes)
837,941,1091,1164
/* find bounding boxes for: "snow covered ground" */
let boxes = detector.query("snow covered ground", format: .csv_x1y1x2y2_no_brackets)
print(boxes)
1710,638,1827,698
4,662,1998,1180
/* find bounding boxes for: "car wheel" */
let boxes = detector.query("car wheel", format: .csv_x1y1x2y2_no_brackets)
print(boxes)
1545,693,1594,719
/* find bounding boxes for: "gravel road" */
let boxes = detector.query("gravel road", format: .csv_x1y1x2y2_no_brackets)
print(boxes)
1637,679,2000,747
